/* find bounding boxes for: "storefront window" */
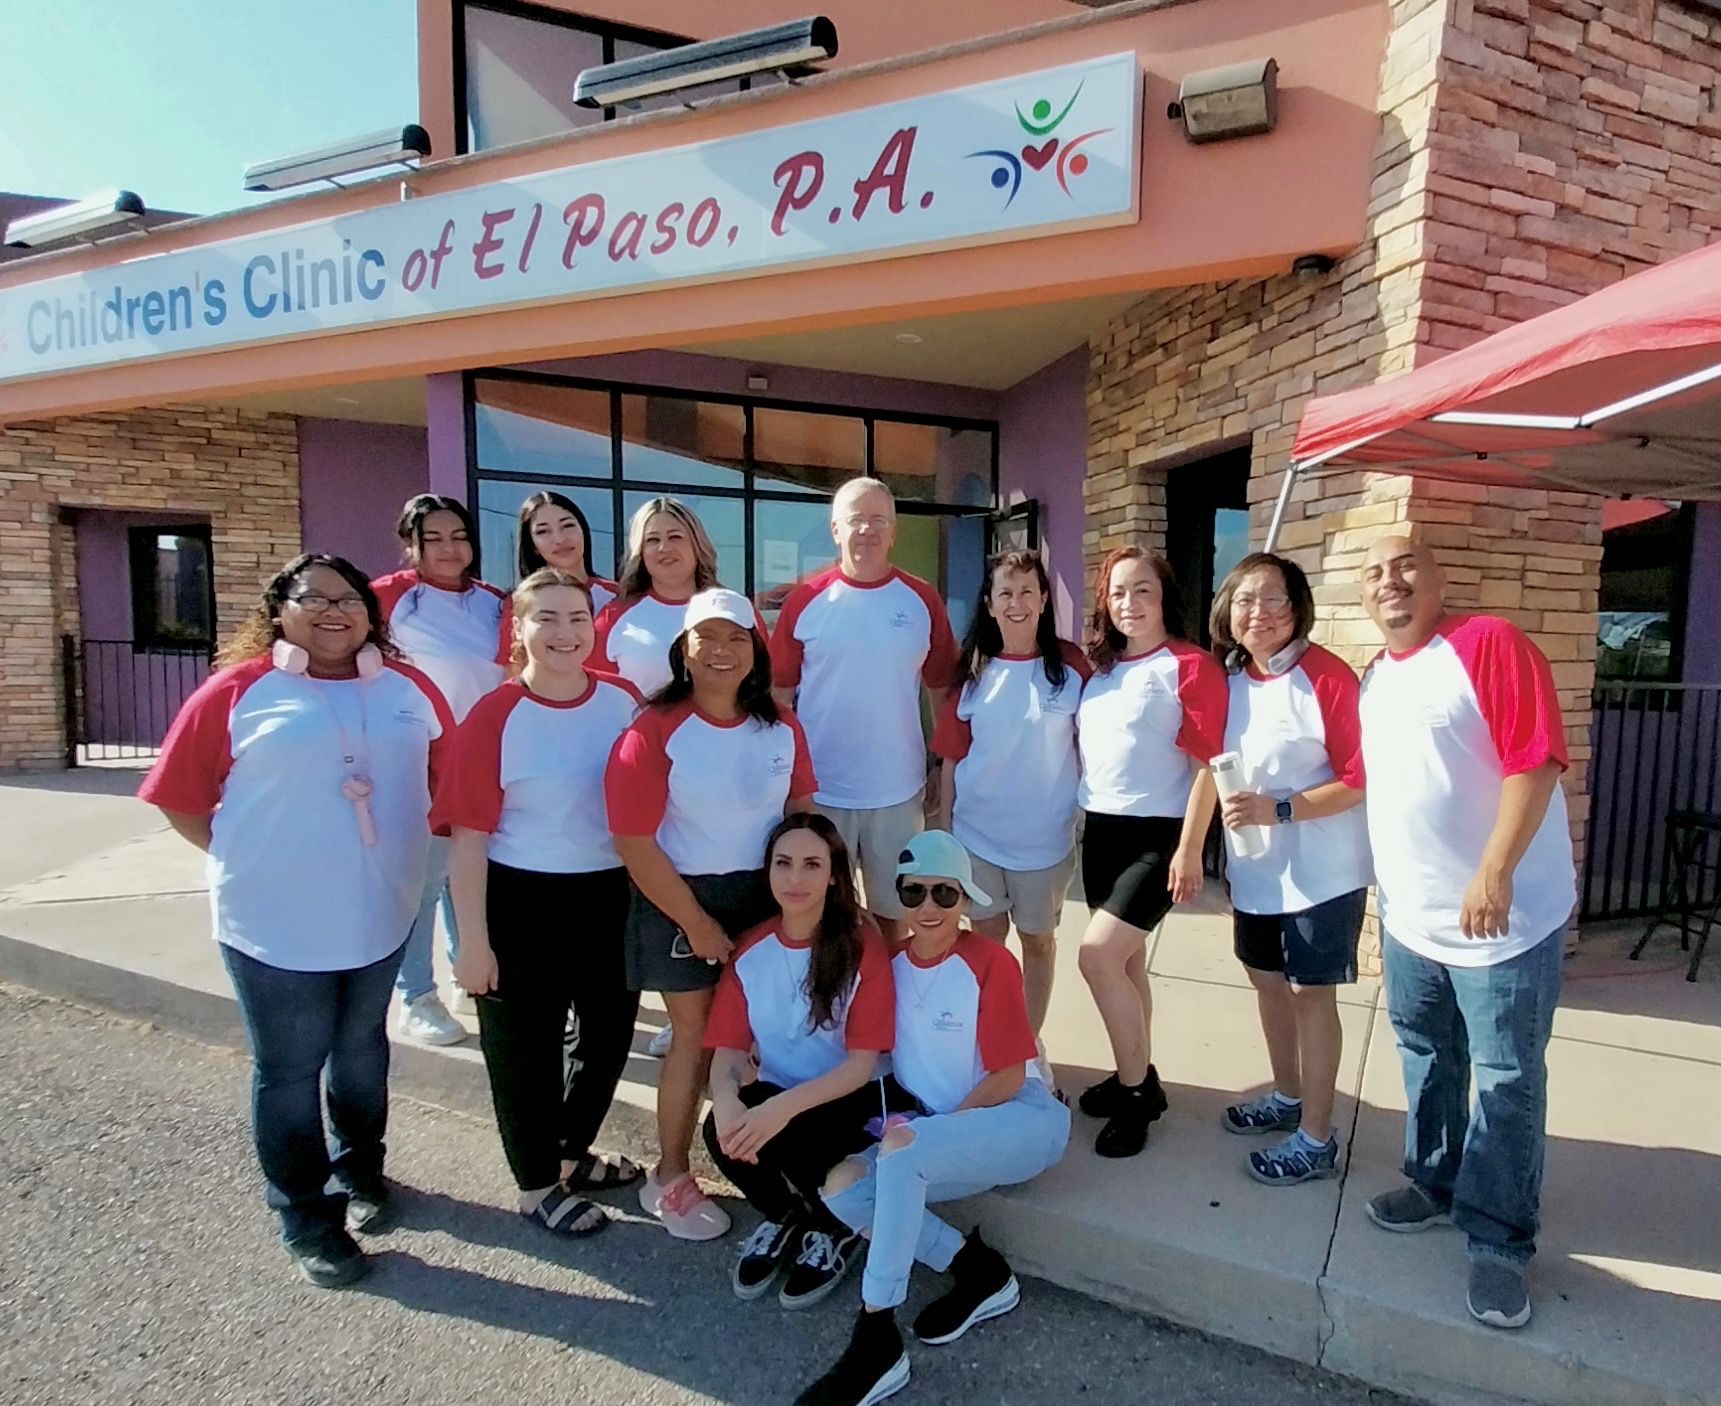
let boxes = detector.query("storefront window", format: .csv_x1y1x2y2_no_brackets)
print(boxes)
477,478,617,588
474,381,611,479
872,419,993,506
620,395,744,489
129,526,214,648
754,497,840,624
753,408,865,496
1597,501,1691,683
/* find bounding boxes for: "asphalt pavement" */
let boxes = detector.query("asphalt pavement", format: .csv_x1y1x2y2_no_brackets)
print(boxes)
0,985,1420,1406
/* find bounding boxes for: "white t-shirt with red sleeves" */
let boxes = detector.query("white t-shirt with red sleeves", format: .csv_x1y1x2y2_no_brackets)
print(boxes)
587,577,618,616
1222,643,1373,916
704,919,895,1088
931,644,1091,872
372,570,510,724
605,701,818,875
431,674,641,874
1076,640,1228,818
138,657,455,973
1359,614,1575,967
770,566,959,810
891,934,1040,1116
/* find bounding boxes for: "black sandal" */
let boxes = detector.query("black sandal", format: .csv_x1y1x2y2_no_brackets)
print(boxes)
526,1186,609,1236
562,1151,644,1192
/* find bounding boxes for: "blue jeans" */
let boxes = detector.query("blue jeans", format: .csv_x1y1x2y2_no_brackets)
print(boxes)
221,940,405,1244
396,835,459,1002
1382,931,1563,1265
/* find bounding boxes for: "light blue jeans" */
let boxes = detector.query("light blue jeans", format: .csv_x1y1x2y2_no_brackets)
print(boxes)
395,836,460,1003
824,1078,1070,1309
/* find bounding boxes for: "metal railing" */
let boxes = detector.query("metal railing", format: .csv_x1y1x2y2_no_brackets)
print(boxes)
1583,680,1721,920
66,635,211,763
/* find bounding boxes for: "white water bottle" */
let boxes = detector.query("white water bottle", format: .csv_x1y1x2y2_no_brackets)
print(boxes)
1210,752,1269,861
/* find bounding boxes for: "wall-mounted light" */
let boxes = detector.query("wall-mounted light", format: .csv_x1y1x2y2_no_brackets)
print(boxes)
574,17,838,109
4,191,147,248
746,372,770,391
1293,253,1336,279
242,125,431,193
1168,58,1278,144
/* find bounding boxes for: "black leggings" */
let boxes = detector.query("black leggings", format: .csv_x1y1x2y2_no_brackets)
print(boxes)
475,862,640,1192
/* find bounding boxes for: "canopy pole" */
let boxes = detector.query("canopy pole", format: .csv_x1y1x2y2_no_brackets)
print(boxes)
1264,462,1302,553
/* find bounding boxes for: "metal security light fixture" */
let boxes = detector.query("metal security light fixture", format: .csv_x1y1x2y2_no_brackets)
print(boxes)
4,190,147,248
574,17,838,109
242,125,432,193
1168,59,1278,143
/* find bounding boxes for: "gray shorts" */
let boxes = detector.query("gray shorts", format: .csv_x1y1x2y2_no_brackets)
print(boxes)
815,791,926,919
624,869,773,994
967,850,1077,935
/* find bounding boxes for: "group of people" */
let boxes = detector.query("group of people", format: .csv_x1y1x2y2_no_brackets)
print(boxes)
141,469,1575,1406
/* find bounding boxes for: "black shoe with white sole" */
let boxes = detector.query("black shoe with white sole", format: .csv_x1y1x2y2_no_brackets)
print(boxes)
286,1225,369,1289
343,1179,392,1235
912,1230,1020,1345
780,1226,863,1310
732,1216,804,1301
793,1309,910,1406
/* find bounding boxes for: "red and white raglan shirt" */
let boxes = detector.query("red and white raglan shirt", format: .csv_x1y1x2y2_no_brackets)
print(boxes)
704,918,896,1087
1358,615,1575,967
770,567,960,810
592,591,763,699
430,674,642,874
1076,641,1229,818
586,576,618,616
371,570,510,723
605,702,818,876
138,656,455,972
1223,643,1372,916
891,934,1040,1116
930,644,1092,873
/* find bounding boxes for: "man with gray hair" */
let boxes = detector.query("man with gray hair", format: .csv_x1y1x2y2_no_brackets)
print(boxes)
771,477,958,937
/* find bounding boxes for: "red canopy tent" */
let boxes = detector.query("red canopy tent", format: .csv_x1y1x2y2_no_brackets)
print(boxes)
1270,237,1721,548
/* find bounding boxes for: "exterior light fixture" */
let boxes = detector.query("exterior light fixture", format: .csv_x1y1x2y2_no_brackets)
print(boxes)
1293,253,1336,279
1168,58,1278,143
4,190,147,248
242,125,432,193
574,17,838,109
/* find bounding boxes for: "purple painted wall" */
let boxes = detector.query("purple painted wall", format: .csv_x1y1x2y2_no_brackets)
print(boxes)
999,348,1088,637
427,372,469,499
298,417,430,578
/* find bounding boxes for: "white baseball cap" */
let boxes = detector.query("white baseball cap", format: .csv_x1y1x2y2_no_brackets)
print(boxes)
681,587,759,634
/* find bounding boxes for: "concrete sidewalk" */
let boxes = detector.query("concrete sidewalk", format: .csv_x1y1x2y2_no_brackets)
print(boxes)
1,768,1715,1406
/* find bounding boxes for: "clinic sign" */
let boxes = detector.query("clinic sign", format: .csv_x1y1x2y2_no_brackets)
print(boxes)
0,54,1139,384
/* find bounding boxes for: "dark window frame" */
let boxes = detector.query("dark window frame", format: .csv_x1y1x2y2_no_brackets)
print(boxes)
128,523,215,650
1596,501,1695,687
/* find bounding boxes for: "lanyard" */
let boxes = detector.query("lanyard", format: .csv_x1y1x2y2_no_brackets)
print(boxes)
307,677,379,847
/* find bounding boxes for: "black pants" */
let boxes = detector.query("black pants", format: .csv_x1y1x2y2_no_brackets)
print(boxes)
702,1077,913,1229
475,862,640,1192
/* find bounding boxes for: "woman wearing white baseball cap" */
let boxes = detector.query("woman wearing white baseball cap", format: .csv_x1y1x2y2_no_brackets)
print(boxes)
795,830,1071,1406
606,587,819,1240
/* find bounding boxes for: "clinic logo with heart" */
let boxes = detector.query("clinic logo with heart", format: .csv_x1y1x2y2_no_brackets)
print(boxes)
968,81,1112,209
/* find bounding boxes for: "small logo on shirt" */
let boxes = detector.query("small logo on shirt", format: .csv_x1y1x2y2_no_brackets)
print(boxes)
394,708,430,729
768,754,793,777
890,611,914,629
933,1009,963,1033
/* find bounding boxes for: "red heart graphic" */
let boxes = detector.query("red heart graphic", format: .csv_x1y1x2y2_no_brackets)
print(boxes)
1021,139,1058,170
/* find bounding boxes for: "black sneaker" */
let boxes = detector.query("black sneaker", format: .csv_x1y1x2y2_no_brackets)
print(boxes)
1094,1065,1169,1159
286,1225,369,1289
793,1309,909,1406
780,1226,863,1310
1365,1183,1453,1233
912,1230,1020,1345
1077,1072,1126,1118
732,1216,803,1301
343,1179,392,1235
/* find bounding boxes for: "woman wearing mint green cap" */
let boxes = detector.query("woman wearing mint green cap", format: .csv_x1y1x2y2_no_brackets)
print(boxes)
793,830,1070,1406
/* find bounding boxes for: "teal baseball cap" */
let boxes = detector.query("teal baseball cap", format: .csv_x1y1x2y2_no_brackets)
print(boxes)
895,829,993,907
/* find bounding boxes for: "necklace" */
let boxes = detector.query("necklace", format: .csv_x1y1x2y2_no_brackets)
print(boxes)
308,677,378,847
902,954,947,1011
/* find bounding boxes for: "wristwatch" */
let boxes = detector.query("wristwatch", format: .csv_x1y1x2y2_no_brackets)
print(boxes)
1275,797,1295,825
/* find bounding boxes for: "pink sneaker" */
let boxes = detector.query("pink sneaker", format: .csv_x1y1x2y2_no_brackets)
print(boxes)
639,1170,731,1241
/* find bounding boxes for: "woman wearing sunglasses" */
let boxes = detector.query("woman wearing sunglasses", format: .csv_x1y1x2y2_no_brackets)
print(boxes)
796,831,1070,1406
703,814,899,1309
605,588,818,1241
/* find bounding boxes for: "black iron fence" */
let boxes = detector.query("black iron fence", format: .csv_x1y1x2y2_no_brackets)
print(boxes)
65,635,211,763
1583,681,1721,920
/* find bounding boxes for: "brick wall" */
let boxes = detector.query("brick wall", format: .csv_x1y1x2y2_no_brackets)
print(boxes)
0,406,301,770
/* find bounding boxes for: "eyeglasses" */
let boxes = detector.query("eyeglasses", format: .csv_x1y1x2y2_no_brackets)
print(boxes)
288,592,368,615
1232,593,1291,616
895,880,964,910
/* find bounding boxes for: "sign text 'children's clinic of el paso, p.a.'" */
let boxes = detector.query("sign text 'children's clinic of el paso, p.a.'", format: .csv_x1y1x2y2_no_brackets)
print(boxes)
0,54,1140,384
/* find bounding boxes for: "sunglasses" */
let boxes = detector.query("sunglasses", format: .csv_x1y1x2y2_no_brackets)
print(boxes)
896,880,964,910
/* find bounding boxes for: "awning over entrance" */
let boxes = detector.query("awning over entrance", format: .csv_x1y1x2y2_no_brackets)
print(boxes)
1280,236,1721,524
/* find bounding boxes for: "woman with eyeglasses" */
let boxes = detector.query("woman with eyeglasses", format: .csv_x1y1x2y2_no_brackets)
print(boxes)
605,588,817,1241
796,830,1070,1406
373,493,512,1047
433,569,645,1239
1074,547,1228,1159
1190,552,1370,1186
704,813,900,1310
140,554,455,1289
516,490,617,614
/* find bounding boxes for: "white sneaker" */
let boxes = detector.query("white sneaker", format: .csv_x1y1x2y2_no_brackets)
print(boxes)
446,984,477,1017
647,1024,673,1058
640,1170,730,1241
397,992,466,1046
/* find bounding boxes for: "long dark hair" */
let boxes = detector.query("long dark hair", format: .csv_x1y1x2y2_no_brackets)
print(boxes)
647,623,780,724
217,553,402,667
957,549,1067,689
396,493,481,581
516,490,600,582
1087,546,1187,673
764,813,866,1032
